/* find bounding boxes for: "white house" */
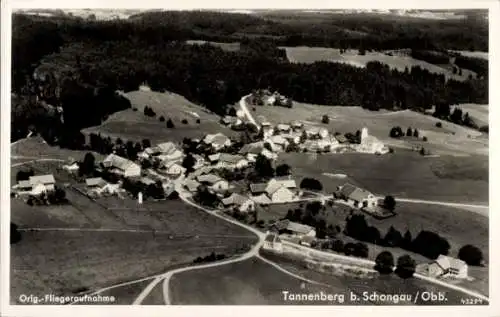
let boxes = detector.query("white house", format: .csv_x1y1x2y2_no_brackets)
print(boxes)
276,123,291,133
262,233,283,253
184,179,201,192
28,174,56,196
267,184,295,203
266,177,297,191
210,153,249,169
102,154,141,178
221,193,255,212
428,255,468,279
196,174,230,192
160,161,186,178
337,183,378,209
203,133,231,150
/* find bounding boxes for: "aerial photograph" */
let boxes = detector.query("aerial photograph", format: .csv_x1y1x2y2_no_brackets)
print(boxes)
8,7,489,306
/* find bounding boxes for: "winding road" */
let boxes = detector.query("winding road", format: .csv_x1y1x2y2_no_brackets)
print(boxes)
11,144,490,305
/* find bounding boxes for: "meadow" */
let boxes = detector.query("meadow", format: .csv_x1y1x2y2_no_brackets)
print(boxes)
82,90,237,144
278,152,489,203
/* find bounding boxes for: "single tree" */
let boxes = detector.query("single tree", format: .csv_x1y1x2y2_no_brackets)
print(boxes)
383,195,396,211
167,119,175,128
142,139,151,149
181,119,188,125
406,127,413,137
413,129,419,138
159,116,165,122
458,245,484,266
322,114,329,124
395,254,417,278
374,251,395,274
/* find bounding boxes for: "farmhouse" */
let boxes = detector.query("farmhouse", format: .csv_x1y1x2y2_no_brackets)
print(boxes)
291,121,304,130
209,153,249,169
221,193,255,212
427,255,468,279
196,174,230,192
250,193,272,205
337,183,378,209
267,185,295,203
270,219,316,238
262,233,283,253
203,133,231,150
249,183,268,195
102,154,141,178
239,143,277,161
306,127,329,139
267,177,297,191
160,161,186,178
14,174,56,195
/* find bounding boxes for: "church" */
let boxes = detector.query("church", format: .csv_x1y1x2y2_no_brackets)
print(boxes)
356,128,389,154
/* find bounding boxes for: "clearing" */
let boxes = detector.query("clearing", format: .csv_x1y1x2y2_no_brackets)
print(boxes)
281,47,474,81
82,90,237,144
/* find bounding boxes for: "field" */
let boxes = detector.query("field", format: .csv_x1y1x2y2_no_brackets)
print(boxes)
453,50,489,60
252,99,487,156
82,90,237,144
281,47,474,81
278,152,488,203
456,104,489,127
169,257,351,305
10,157,257,303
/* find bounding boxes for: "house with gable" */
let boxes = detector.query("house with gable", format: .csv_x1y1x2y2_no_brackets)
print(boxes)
337,183,378,209
196,174,230,192
269,219,316,238
262,233,283,253
427,255,468,279
209,153,249,170
221,193,255,212
203,133,232,151
102,154,141,178
14,174,56,196
268,135,289,151
159,161,186,178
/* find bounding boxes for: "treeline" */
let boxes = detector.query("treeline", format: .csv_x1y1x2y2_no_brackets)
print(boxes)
454,55,489,78
12,14,488,144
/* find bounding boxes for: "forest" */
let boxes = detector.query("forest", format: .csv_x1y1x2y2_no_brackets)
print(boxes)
11,11,489,145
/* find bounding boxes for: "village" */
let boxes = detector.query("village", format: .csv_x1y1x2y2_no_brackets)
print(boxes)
11,91,471,283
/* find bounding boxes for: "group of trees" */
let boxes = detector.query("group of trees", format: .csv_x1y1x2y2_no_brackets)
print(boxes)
27,186,67,206
121,178,166,200
344,214,453,260
16,169,35,182
389,126,419,138
143,106,156,117
193,252,226,264
319,238,370,259
193,185,220,208
374,251,417,278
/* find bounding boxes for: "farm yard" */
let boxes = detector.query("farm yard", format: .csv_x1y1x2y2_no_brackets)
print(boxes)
82,90,237,144
278,152,488,204
281,47,475,81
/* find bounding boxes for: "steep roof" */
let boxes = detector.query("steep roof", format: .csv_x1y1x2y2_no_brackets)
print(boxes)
251,193,272,205
250,183,268,194
85,177,107,187
434,255,467,270
196,174,222,184
266,178,297,193
219,153,246,164
286,221,315,235
103,154,138,171
221,193,250,206
29,174,55,185
340,183,373,202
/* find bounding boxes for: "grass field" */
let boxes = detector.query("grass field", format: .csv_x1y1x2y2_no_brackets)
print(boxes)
82,90,237,144
170,257,348,305
281,47,474,81
455,104,489,127
453,50,489,60
278,152,489,203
